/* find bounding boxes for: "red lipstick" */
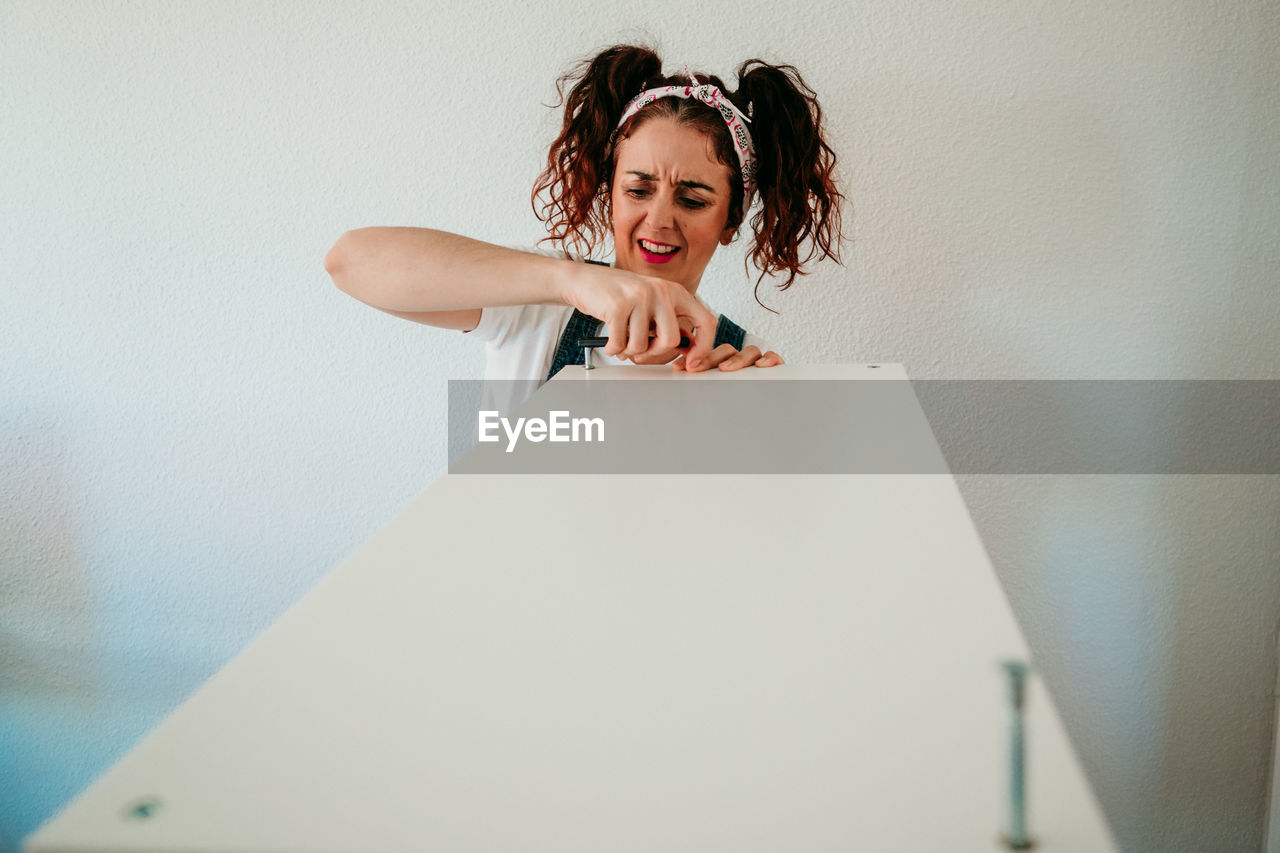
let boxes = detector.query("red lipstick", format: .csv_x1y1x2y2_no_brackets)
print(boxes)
637,239,680,264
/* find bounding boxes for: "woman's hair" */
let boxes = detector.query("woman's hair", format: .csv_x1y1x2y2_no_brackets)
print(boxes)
531,44,844,301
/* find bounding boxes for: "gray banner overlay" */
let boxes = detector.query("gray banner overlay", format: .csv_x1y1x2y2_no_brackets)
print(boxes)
448,380,1280,474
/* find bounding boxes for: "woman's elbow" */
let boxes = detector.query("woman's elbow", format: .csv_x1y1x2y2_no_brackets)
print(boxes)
324,232,351,289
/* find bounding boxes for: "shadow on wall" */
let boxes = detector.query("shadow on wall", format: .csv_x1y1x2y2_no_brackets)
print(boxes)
1157,472,1280,852
1153,187,1280,850
0,414,97,850
1104,54,1280,849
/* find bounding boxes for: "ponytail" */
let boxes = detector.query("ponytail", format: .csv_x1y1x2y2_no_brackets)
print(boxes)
736,60,844,297
532,45,661,258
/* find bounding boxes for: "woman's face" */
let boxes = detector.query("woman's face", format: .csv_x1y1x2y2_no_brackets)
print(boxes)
610,117,737,294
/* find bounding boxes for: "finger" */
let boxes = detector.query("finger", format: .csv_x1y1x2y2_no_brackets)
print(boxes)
680,328,714,370
602,307,627,357
649,299,681,354
673,294,719,370
619,298,650,356
685,345,731,373
756,351,783,367
671,353,687,371
632,348,672,365
625,302,652,357
718,345,762,372
690,344,739,372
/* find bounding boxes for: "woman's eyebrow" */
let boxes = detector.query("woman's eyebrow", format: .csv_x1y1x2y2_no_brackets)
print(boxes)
624,171,717,194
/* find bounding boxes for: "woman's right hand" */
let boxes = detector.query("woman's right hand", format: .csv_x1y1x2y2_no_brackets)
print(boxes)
559,263,719,368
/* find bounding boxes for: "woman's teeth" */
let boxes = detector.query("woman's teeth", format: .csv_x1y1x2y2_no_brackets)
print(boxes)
639,240,677,255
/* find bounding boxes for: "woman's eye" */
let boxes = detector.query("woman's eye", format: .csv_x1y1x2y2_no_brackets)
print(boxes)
681,198,708,209
626,188,649,198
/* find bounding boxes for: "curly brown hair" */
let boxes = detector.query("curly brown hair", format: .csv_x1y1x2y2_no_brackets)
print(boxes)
531,44,845,304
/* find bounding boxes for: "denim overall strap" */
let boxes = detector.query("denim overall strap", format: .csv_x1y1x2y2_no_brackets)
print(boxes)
713,314,746,350
546,308,603,382
545,259,611,382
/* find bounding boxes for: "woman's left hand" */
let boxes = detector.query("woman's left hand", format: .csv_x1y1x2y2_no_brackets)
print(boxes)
624,327,783,371
671,344,784,371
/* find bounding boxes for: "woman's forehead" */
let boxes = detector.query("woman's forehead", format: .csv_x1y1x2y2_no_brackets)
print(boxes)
615,119,731,188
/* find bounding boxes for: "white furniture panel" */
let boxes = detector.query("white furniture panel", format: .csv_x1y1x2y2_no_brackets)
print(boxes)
28,365,1114,852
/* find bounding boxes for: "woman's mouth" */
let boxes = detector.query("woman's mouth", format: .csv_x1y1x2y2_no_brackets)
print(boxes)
638,239,680,264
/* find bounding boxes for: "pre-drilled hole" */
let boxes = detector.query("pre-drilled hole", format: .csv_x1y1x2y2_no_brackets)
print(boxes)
122,797,162,822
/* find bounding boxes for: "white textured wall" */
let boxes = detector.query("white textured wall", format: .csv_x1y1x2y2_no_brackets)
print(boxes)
2,1,1277,850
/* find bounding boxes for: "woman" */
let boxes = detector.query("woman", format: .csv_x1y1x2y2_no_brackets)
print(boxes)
325,45,842,381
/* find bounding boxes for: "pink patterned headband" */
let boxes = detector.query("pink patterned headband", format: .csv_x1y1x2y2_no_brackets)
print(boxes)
614,69,757,206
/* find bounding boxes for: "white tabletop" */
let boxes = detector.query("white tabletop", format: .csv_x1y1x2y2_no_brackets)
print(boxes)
27,364,1115,852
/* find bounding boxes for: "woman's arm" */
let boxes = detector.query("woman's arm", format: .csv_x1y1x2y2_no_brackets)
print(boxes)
324,228,568,331
324,227,719,364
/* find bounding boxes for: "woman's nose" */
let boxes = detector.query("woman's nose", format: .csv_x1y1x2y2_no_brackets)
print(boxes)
645,195,676,230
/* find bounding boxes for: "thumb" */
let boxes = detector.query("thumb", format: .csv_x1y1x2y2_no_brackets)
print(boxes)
673,298,717,368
